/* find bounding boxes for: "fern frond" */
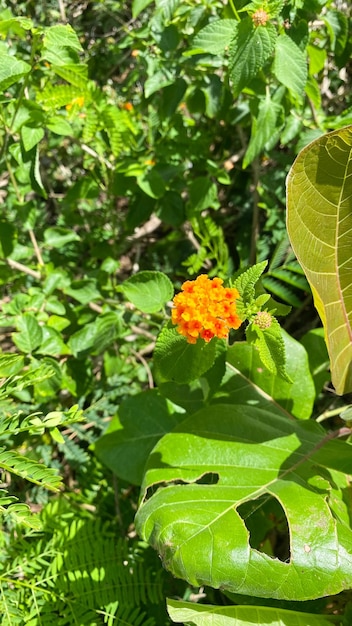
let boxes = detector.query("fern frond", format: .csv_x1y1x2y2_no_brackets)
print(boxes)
1,507,165,625
269,268,309,291
282,260,305,275
82,108,99,141
0,495,42,530
37,84,84,110
261,276,302,308
100,107,137,157
268,234,290,271
51,63,89,88
0,448,62,491
0,363,55,400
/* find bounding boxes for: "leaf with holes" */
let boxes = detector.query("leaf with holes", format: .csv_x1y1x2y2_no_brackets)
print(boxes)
136,395,352,600
287,126,352,395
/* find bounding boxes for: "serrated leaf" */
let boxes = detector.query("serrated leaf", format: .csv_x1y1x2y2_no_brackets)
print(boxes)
136,401,352,600
243,96,283,168
154,325,218,384
229,19,277,95
233,261,267,308
286,126,352,394
273,34,307,97
167,599,338,626
43,24,83,52
0,53,31,92
120,270,173,313
227,329,315,419
191,19,238,55
246,316,291,382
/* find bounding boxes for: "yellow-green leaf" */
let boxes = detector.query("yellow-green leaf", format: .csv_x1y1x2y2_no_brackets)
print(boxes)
286,126,352,395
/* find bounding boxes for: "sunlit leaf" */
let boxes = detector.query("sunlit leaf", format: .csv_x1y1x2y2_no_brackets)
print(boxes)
287,126,352,394
137,383,352,600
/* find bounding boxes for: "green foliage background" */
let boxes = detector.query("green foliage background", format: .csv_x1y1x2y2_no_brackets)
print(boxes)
0,0,351,624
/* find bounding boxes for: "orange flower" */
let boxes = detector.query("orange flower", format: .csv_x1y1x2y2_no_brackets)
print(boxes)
171,274,242,344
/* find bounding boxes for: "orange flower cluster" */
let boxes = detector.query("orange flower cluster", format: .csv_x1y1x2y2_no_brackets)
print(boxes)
171,274,242,344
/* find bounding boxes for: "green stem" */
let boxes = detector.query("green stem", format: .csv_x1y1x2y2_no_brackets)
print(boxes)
228,0,240,21
0,32,40,164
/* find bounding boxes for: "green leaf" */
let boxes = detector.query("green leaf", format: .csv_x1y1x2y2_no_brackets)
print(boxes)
229,19,277,96
324,9,348,56
154,325,218,384
190,19,238,55
28,145,47,198
12,313,43,353
233,261,268,306
0,16,33,36
43,24,83,52
144,70,174,98
136,402,352,600
187,178,220,215
0,354,24,377
300,328,330,396
44,226,80,247
227,329,315,419
94,389,184,485
64,279,100,304
37,326,71,356
132,0,154,19
120,270,173,313
0,219,15,257
246,316,292,382
243,96,283,168
137,169,166,198
0,447,62,491
286,126,352,395
46,115,73,136
0,53,31,92
21,125,45,152
273,34,307,97
167,599,339,626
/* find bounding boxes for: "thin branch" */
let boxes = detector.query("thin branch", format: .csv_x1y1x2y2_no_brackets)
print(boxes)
131,349,154,388
29,230,44,267
4,258,40,280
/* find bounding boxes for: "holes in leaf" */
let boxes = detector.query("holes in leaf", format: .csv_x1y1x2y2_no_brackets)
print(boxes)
144,472,219,502
237,494,291,563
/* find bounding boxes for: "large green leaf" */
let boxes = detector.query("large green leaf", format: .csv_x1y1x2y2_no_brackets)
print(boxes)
286,126,352,395
94,389,185,485
167,599,339,626
136,375,352,600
